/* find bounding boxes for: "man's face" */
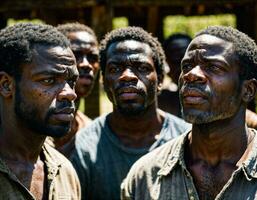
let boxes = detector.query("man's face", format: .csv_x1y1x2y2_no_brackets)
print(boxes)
68,31,99,98
15,45,79,137
179,34,242,124
166,38,190,84
104,40,161,116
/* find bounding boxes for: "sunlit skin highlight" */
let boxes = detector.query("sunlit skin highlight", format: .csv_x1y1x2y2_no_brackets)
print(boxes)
103,40,164,148
178,34,257,200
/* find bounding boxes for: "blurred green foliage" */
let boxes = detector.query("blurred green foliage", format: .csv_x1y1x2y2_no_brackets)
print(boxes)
8,18,45,26
112,14,236,39
163,14,236,38
112,17,129,29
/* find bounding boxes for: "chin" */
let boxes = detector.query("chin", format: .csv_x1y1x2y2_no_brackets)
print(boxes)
118,105,146,117
43,123,71,138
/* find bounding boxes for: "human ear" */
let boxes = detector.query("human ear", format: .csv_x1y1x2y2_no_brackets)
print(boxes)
0,72,14,98
241,78,257,103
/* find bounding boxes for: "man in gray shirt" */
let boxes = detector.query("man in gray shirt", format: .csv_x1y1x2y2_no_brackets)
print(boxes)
71,26,190,200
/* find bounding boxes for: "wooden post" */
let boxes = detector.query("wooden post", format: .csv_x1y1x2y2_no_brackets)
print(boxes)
147,6,158,35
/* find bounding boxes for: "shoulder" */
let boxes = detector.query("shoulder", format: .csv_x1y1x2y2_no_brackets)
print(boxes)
246,109,257,129
71,114,111,164
162,111,192,131
43,142,77,172
43,142,81,199
75,110,92,128
165,111,189,125
75,113,109,144
121,133,186,198
130,133,184,175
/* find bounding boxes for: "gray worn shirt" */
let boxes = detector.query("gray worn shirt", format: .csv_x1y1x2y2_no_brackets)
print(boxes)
121,128,257,200
70,111,190,200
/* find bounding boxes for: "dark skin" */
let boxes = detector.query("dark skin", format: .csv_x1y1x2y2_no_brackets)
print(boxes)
53,31,99,150
166,37,191,84
68,31,99,101
0,44,78,199
179,34,257,200
104,40,164,148
158,37,190,117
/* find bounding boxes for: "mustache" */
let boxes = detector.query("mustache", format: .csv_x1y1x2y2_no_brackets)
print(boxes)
78,68,93,78
47,101,75,116
179,83,212,97
114,83,145,95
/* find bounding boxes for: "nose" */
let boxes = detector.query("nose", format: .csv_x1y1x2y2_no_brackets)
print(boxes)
78,56,91,69
119,67,138,82
58,83,77,102
182,65,206,84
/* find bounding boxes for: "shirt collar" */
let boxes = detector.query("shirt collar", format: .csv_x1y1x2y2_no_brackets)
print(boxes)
42,142,64,180
241,128,257,179
158,131,190,176
158,128,257,179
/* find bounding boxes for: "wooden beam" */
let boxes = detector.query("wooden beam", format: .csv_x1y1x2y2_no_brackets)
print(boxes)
0,0,255,12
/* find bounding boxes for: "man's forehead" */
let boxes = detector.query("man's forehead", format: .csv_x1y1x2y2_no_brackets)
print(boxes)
33,45,76,65
69,31,97,46
107,40,153,55
188,34,233,51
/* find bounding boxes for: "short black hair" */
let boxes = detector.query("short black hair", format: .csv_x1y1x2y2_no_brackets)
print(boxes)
99,26,166,77
0,22,70,78
163,33,192,53
57,22,97,43
196,25,257,80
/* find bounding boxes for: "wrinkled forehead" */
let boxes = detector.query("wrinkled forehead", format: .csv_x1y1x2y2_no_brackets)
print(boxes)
68,31,97,49
107,40,153,57
185,34,234,57
33,44,76,64
30,44,78,77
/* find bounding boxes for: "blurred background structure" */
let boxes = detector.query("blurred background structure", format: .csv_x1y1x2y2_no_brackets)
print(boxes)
1,0,256,118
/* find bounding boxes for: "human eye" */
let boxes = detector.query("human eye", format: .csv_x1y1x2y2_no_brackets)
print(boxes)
40,77,55,85
87,54,99,63
137,64,151,73
206,63,225,74
181,63,193,73
67,79,76,89
73,51,83,61
108,64,121,73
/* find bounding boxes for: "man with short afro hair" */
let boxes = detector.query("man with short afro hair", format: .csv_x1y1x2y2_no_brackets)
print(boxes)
121,25,257,200
99,26,165,77
0,23,81,199
196,26,257,129
71,26,190,200
48,22,100,157
196,25,257,80
0,23,70,78
57,22,97,40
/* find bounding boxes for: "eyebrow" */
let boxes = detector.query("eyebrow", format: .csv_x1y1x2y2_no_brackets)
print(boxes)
182,54,230,68
32,68,69,77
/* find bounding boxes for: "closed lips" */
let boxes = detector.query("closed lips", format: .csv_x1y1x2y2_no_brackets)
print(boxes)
54,107,75,115
117,87,140,95
182,88,207,98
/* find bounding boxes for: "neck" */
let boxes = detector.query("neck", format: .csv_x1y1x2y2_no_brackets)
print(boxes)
0,119,45,163
186,107,252,166
108,105,164,148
